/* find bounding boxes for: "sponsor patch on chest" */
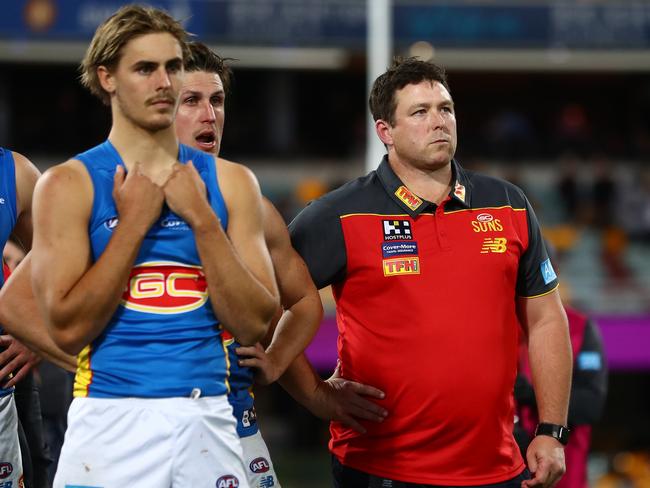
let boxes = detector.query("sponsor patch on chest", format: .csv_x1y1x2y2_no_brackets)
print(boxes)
381,242,418,258
382,257,420,276
382,219,413,241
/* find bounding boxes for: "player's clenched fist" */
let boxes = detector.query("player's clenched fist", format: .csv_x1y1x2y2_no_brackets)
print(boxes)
162,160,213,227
112,163,164,232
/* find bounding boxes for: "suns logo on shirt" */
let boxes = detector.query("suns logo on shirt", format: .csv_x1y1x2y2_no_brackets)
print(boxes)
121,262,208,314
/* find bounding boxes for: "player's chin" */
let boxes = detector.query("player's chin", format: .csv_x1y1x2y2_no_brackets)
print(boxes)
143,116,175,132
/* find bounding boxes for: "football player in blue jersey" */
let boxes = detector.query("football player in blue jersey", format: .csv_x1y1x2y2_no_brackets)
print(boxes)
17,5,278,488
0,147,41,488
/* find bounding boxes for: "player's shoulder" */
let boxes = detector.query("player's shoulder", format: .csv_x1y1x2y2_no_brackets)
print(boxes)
37,159,91,197
215,156,260,190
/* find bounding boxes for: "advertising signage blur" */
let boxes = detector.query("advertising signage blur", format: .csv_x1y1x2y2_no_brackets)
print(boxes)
1,0,650,49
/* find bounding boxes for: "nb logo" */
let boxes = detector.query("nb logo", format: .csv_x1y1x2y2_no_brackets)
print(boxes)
481,237,507,254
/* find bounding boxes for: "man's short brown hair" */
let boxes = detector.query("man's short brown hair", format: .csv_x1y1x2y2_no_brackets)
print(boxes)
80,4,190,105
184,41,234,94
369,57,450,126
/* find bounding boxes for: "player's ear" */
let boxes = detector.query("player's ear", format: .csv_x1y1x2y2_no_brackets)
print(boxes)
97,66,116,96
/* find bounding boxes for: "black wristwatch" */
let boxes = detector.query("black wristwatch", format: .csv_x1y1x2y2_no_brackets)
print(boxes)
534,423,570,445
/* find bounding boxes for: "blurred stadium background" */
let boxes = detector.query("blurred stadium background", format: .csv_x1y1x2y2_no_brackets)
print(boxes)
1,1,649,486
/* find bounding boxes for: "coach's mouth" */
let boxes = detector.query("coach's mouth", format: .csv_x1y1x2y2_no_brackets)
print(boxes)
195,130,217,152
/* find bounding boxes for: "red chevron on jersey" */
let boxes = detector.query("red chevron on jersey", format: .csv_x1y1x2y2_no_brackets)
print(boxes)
121,261,208,314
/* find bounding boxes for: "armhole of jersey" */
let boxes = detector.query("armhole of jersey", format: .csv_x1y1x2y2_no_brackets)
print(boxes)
73,157,99,233
6,150,18,229
208,155,229,231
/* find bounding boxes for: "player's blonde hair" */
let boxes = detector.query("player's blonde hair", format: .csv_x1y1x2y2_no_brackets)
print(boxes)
80,4,189,105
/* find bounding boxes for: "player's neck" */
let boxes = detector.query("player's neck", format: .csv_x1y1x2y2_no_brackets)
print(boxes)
388,155,452,205
108,118,179,177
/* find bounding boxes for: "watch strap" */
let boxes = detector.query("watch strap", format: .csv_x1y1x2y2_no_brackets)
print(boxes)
534,422,570,445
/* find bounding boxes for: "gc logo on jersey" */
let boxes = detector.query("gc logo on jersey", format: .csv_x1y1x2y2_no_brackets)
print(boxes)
382,219,413,241
121,261,208,314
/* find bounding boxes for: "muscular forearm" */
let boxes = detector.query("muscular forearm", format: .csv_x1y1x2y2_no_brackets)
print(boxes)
527,319,572,425
265,294,323,380
192,214,279,345
37,225,147,355
278,353,326,417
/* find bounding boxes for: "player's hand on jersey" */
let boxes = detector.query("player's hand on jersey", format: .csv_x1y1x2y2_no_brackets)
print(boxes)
236,343,281,386
313,361,388,434
113,162,164,232
522,435,566,488
0,334,40,388
162,161,212,227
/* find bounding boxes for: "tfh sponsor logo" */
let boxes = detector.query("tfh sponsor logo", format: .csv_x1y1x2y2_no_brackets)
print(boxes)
383,257,420,276
121,262,208,314
394,186,422,210
480,237,508,254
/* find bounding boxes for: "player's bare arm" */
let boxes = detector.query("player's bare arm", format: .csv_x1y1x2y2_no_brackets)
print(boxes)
236,197,323,384
164,159,278,345
31,160,164,355
518,289,572,488
0,254,77,373
279,353,387,434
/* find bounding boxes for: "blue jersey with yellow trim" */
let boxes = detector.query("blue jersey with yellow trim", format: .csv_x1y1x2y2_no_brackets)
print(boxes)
0,147,17,289
0,147,18,398
222,330,258,437
73,140,230,399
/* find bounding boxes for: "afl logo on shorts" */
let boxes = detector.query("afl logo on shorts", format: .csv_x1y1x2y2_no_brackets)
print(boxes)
250,457,270,473
0,462,13,478
121,261,208,314
216,475,239,487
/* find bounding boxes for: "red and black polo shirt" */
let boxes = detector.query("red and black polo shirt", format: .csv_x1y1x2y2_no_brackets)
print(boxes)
289,157,559,485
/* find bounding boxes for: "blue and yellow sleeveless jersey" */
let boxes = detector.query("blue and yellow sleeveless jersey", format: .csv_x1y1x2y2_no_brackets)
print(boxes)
73,140,230,399
0,147,18,398
222,330,258,437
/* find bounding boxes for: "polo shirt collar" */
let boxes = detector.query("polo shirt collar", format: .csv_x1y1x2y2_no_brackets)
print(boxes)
376,155,472,217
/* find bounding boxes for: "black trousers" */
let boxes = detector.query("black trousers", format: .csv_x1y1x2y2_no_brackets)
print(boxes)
332,455,531,488
14,370,52,488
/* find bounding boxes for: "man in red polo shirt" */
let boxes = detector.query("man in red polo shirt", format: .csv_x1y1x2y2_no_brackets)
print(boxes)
288,58,573,488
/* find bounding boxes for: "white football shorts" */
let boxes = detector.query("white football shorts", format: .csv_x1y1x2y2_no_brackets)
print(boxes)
54,394,249,488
